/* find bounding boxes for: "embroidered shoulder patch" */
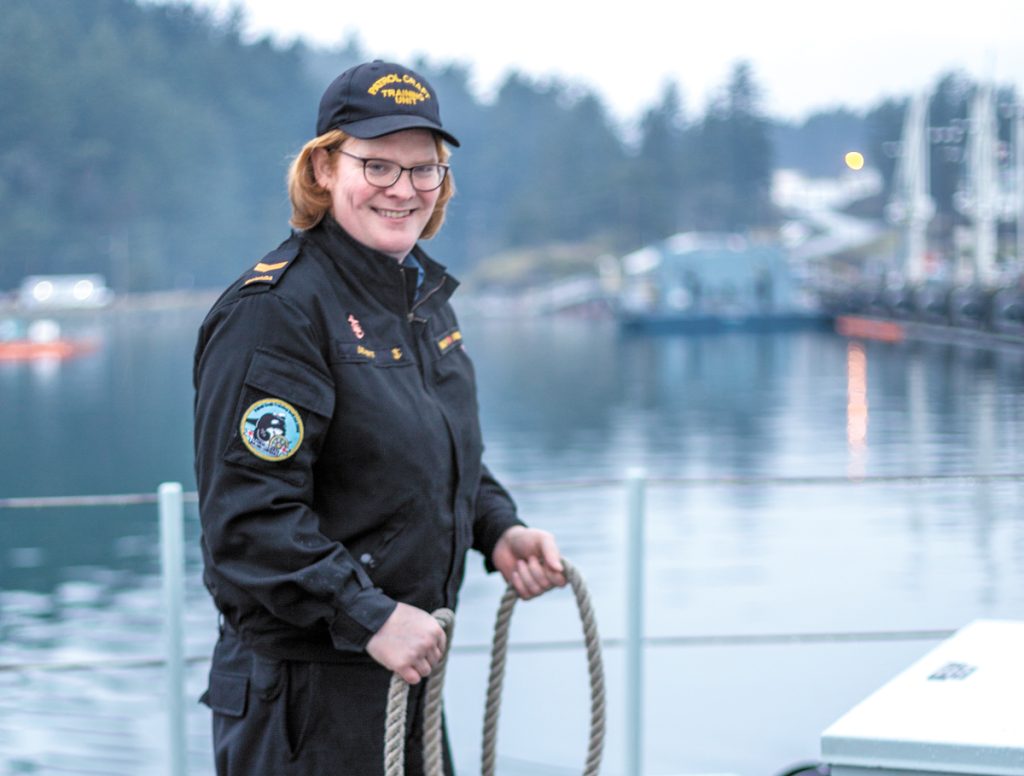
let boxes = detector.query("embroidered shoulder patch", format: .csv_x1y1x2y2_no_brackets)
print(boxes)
241,240,300,289
240,398,304,461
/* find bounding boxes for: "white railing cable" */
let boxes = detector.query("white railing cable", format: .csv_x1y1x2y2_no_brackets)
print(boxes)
2,470,1023,511
0,628,960,674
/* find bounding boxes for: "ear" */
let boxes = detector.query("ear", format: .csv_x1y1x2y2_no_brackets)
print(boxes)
311,147,335,190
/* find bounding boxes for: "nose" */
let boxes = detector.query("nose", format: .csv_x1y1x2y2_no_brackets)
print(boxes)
385,169,418,197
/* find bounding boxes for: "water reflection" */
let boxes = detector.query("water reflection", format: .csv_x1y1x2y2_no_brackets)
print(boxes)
847,341,868,478
2,308,1023,775
1,309,199,500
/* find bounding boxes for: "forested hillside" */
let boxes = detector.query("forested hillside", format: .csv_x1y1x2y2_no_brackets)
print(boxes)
0,0,998,291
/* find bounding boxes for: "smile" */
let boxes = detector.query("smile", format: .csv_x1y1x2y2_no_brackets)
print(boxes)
375,208,414,219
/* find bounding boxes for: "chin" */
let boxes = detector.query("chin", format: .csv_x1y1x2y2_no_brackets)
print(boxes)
373,235,418,259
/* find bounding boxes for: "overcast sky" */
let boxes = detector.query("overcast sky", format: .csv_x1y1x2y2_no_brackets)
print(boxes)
167,0,1023,125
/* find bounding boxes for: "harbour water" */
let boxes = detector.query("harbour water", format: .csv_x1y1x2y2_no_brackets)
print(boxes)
2,303,1023,775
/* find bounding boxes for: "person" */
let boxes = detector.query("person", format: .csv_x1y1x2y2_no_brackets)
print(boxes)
192,60,566,775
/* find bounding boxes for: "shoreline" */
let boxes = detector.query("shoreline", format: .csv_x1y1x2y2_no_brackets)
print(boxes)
0,289,222,318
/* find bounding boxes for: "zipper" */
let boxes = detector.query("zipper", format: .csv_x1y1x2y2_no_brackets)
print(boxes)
401,277,464,607
407,276,446,323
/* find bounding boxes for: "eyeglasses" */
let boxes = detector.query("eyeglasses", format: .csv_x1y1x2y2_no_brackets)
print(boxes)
338,150,449,192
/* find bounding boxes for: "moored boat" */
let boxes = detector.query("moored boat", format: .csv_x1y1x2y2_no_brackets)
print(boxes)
0,319,100,361
613,232,830,334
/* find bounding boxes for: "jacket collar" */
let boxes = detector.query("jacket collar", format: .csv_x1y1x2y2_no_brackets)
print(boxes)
303,214,458,319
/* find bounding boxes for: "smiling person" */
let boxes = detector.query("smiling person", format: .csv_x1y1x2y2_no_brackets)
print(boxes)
192,60,566,775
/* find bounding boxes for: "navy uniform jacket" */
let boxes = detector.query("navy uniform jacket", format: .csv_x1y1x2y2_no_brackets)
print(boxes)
193,215,523,662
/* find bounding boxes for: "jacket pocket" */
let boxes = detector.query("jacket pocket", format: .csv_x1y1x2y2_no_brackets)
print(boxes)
332,340,416,369
251,653,285,701
201,670,248,718
355,512,411,572
332,341,380,364
223,349,335,483
244,349,334,417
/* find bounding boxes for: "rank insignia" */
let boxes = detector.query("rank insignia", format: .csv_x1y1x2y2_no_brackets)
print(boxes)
437,329,463,353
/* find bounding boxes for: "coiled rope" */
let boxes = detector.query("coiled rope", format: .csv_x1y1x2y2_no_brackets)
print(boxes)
383,558,605,776
384,607,456,776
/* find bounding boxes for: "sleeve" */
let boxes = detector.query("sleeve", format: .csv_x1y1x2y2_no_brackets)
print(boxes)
472,462,526,571
193,289,395,652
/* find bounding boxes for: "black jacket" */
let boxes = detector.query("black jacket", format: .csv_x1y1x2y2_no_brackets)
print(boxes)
193,216,522,661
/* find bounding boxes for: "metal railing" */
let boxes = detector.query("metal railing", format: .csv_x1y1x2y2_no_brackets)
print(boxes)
3,469,1021,776
159,483,186,776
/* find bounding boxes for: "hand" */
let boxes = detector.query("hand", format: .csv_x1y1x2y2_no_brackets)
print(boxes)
365,602,446,685
491,526,567,600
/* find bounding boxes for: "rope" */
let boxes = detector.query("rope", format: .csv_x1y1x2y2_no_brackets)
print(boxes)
422,609,456,775
383,558,606,776
481,558,605,776
383,608,455,776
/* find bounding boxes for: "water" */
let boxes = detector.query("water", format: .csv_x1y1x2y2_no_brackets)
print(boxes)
2,303,1023,776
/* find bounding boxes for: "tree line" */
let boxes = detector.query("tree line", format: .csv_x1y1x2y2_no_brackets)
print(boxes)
0,0,1009,292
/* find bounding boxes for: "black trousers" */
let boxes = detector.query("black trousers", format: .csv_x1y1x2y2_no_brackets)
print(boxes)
201,626,454,776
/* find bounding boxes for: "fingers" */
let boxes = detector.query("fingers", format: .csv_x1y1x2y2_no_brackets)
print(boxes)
399,661,439,686
511,552,565,599
539,534,564,576
538,535,567,588
366,603,448,683
400,665,424,685
396,642,443,685
428,638,445,668
511,566,541,600
410,619,445,680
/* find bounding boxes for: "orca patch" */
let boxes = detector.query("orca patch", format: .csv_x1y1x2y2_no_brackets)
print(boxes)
240,398,304,461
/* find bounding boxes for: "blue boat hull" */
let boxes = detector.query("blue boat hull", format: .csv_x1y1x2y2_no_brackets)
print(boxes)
619,311,833,335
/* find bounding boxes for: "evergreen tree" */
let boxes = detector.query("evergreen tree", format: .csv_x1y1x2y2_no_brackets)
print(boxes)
773,109,868,177
7,0,989,292
630,82,690,243
0,0,316,291
693,61,774,231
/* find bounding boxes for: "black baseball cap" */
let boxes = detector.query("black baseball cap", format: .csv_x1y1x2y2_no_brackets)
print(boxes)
316,60,460,147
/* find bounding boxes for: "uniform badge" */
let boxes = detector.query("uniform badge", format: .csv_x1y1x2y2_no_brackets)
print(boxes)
240,398,304,461
437,330,463,353
347,313,365,340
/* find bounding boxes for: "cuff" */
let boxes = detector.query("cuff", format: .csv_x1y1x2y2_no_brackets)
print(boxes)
327,587,397,651
476,513,527,573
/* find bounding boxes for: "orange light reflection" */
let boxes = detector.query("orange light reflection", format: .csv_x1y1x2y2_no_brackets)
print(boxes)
847,341,868,478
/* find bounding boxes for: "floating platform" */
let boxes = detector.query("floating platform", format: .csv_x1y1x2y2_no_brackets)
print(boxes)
0,339,99,361
835,314,1024,350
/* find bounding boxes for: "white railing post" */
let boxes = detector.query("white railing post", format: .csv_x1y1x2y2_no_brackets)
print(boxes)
626,468,646,776
159,482,186,776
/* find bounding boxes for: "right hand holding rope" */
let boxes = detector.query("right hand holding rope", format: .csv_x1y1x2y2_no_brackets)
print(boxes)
366,601,447,685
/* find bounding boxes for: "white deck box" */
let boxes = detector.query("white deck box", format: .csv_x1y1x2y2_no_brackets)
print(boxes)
822,619,1024,776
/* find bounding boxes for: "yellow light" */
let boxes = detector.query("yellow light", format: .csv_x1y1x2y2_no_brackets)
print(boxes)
844,151,865,171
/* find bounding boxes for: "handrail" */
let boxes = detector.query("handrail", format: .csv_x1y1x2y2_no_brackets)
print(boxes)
0,492,199,509
0,472,1013,776
0,627,960,674
2,470,1022,509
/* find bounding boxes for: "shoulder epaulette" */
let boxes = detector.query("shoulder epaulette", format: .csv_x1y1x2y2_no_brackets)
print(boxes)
240,236,301,290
